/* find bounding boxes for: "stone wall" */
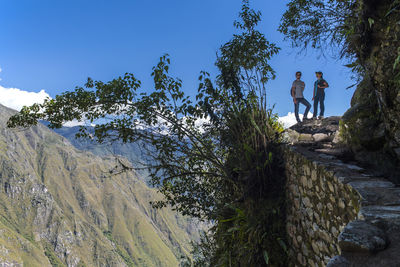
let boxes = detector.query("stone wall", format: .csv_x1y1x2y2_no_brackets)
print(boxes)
284,117,400,267
284,146,361,267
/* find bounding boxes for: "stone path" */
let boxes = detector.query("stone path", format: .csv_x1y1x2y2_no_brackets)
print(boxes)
285,117,400,267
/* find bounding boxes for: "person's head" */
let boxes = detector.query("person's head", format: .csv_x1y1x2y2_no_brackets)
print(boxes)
295,71,302,79
315,71,323,79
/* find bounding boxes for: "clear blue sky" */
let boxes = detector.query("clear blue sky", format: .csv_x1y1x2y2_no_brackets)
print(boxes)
0,0,355,117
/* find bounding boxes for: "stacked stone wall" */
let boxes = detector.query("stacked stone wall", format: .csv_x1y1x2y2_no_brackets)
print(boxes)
284,147,361,267
284,117,400,266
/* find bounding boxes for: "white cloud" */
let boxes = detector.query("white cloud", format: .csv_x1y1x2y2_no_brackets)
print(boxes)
0,83,97,128
279,112,309,128
62,119,96,128
63,120,86,127
0,85,50,111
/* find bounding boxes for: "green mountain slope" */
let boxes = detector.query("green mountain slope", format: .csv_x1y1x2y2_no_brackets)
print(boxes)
0,104,199,266
50,126,151,182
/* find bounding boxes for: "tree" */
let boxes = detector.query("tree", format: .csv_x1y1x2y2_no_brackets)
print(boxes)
280,0,400,179
8,1,287,265
279,0,354,56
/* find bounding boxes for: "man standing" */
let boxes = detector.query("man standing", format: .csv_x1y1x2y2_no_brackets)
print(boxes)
312,71,329,119
291,71,311,123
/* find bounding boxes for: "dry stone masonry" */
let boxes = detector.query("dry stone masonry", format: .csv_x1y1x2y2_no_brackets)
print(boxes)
284,146,360,266
284,117,400,267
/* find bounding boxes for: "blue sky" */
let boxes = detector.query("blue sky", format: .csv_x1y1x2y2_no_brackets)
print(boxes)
0,0,355,124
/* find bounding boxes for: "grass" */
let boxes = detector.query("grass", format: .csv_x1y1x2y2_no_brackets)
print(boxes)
44,244,66,267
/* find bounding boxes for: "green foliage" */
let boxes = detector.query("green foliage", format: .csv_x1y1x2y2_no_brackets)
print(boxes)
213,199,287,267
279,0,355,55
279,0,400,75
217,0,280,109
179,232,216,267
115,247,135,267
200,104,286,267
8,0,287,265
183,102,286,267
44,244,66,267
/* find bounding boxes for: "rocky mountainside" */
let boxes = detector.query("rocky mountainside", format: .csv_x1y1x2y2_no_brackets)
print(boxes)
0,104,200,266
50,126,151,182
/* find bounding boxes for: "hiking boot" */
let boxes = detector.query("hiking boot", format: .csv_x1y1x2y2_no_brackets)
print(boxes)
312,117,317,120
318,116,324,119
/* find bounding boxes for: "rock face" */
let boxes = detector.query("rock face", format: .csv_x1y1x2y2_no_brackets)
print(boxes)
341,100,400,182
338,221,388,253
326,256,350,267
338,0,400,184
284,117,342,145
284,117,400,266
0,104,200,266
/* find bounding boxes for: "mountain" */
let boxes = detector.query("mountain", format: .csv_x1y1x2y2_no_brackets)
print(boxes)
0,104,200,266
50,126,151,183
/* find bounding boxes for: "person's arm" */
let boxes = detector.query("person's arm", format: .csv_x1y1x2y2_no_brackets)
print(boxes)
291,83,297,103
318,80,329,89
312,82,315,100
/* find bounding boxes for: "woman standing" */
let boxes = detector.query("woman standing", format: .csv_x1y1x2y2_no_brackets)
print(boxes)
312,71,329,119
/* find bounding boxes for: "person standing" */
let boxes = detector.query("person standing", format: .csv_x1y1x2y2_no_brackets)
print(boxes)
291,71,311,123
313,71,329,119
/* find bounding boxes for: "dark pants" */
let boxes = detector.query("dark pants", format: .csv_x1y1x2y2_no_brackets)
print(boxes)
294,98,311,122
313,91,325,117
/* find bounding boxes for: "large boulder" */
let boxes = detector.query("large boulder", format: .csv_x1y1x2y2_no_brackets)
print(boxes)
285,117,340,144
338,220,388,253
341,81,400,182
326,256,350,267
290,117,340,135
